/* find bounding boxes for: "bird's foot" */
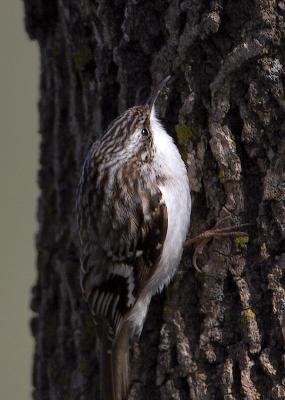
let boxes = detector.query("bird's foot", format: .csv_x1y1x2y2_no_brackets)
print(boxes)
184,216,249,273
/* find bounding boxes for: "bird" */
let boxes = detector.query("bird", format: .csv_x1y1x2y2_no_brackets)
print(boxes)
76,76,191,400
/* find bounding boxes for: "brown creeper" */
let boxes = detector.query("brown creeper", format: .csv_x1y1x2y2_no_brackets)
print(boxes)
77,77,191,400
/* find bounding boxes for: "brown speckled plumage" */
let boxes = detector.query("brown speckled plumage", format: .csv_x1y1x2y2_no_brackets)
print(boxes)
77,77,191,400
77,105,167,400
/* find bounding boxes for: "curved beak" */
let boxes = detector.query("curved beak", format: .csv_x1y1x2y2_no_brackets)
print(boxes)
145,75,171,113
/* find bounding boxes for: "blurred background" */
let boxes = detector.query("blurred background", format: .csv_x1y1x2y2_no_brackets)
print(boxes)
0,2,38,399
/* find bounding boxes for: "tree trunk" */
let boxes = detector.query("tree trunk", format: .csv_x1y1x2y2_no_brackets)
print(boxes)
24,1,285,399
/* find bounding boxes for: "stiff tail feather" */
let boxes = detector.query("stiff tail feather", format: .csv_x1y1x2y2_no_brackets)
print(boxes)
100,323,129,400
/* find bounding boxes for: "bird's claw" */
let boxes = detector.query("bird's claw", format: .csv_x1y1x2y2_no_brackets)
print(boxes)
184,217,250,273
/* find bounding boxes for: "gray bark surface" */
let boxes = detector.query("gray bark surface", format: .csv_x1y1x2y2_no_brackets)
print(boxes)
24,1,285,399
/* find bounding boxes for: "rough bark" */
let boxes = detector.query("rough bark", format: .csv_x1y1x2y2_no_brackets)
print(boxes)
24,1,285,399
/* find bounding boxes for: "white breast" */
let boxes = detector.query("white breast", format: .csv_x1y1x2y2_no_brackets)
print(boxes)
128,111,191,335
148,111,191,294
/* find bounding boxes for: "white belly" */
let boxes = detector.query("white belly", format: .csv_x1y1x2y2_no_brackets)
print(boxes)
128,111,191,335
143,112,191,295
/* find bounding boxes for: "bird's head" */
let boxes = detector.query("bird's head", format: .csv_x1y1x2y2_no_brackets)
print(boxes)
99,76,171,163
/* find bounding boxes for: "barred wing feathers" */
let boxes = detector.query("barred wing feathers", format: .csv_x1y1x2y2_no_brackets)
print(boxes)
77,153,168,336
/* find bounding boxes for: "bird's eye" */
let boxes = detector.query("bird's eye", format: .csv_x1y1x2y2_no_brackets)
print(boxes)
141,128,149,136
